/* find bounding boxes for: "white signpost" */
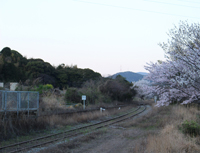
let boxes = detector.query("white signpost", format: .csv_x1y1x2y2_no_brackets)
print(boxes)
82,95,86,109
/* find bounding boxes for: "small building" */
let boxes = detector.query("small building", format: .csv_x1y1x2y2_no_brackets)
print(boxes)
10,82,19,91
0,82,3,88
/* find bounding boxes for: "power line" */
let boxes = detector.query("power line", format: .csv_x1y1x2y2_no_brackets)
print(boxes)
74,0,200,19
144,0,200,9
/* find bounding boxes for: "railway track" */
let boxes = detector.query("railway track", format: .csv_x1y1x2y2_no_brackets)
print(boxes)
0,105,129,120
0,105,146,153
39,105,128,117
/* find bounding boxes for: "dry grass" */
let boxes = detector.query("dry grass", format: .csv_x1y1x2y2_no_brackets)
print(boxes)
39,95,126,115
37,106,131,128
126,105,200,153
37,95,135,127
121,104,171,129
27,104,200,153
0,116,46,141
0,94,132,141
37,111,109,127
145,124,199,153
39,95,66,114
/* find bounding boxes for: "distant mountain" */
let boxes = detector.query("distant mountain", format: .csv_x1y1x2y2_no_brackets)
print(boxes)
111,71,144,82
137,72,148,76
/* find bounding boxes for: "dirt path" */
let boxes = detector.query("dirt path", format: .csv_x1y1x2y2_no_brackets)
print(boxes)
39,105,152,153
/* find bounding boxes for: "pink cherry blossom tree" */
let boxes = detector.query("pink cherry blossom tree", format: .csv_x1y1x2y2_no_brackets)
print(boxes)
133,79,154,100
144,21,200,106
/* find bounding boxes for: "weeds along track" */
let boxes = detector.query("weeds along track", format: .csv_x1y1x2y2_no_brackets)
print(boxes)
0,105,127,119
39,105,128,117
0,105,129,121
0,105,146,153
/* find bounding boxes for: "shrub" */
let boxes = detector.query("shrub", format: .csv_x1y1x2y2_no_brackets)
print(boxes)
43,84,53,90
33,84,53,94
99,77,136,102
65,88,81,104
181,120,200,137
79,79,112,105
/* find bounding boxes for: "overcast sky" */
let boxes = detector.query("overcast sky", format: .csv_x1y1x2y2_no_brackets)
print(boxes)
1,0,200,76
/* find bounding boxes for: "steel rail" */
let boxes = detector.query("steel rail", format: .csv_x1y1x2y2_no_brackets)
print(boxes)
0,106,139,151
15,106,146,153
1,105,146,153
10,106,146,153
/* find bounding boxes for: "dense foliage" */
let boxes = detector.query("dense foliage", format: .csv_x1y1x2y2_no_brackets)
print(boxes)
0,47,137,104
0,47,27,81
99,75,136,102
0,47,101,89
181,120,200,137
64,76,137,104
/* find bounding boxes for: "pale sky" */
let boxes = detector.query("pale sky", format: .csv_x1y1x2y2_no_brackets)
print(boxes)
1,0,200,76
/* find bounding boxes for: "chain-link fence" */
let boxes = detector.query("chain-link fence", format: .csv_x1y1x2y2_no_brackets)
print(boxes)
0,90,39,116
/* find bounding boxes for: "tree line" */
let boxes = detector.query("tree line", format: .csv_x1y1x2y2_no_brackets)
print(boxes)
0,47,101,89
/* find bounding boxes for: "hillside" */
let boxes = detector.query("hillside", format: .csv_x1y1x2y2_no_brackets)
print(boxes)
0,47,101,88
137,72,148,76
111,71,144,82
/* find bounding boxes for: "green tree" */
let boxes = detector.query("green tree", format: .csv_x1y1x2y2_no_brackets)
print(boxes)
100,76,136,102
1,47,11,57
1,63,21,81
25,60,56,78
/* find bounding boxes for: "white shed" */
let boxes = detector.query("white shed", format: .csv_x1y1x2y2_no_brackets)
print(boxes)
10,82,19,91
0,82,3,88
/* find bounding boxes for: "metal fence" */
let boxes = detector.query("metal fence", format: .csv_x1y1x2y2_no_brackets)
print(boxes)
0,90,39,116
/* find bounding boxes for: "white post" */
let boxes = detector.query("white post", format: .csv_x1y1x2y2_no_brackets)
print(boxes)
83,100,85,109
28,92,30,117
154,96,157,103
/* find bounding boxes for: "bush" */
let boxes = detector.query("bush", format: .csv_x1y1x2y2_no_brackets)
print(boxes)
181,120,200,137
79,79,112,105
33,84,53,94
99,77,136,102
64,88,81,104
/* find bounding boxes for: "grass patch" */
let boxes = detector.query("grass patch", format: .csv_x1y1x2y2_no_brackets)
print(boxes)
125,105,200,153
121,105,172,130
